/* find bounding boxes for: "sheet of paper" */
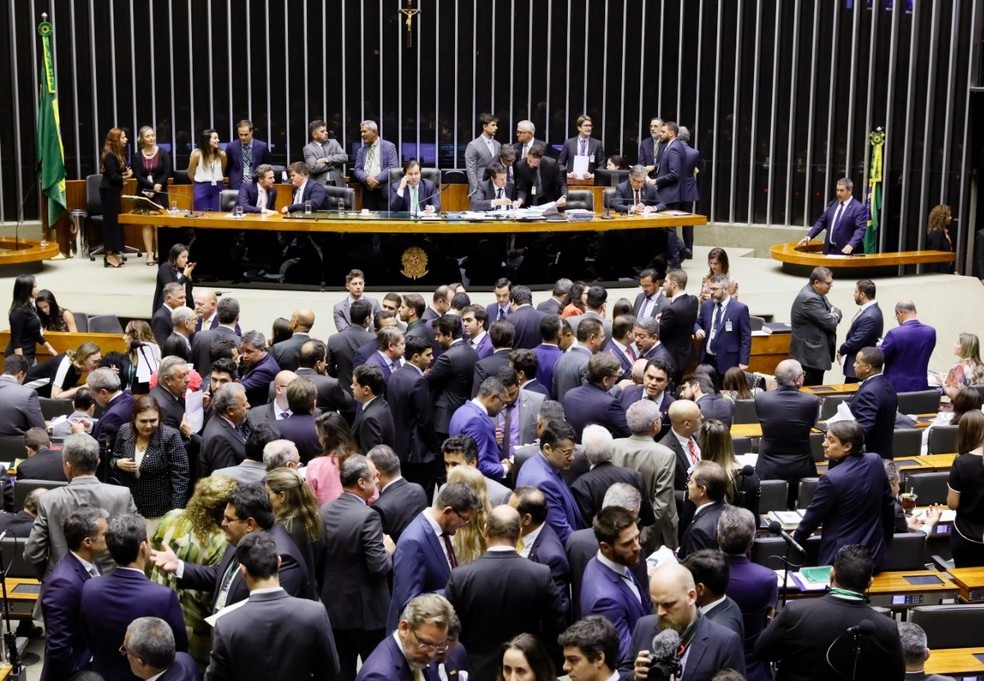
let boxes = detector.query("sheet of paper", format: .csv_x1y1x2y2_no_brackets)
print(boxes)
572,155,590,178
185,389,204,433
204,598,247,627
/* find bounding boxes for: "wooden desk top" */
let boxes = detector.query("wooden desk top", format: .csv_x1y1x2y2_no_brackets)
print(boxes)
925,647,984,676
120,210,707,234
802,383,859,396
4,578,41,601
868,570,957,594
770,242,956,268
915,453,957,470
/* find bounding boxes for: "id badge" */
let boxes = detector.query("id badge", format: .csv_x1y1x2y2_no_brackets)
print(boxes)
725,321,733,332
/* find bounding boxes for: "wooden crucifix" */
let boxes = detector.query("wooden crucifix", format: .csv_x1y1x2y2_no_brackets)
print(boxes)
399,0,420,48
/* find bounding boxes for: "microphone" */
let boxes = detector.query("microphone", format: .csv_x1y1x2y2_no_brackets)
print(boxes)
164,191,200,217
847,620,875,637
767,520,807,555
647,629,682,681
0,531,8,543
411,183,448,215
129,340,146,351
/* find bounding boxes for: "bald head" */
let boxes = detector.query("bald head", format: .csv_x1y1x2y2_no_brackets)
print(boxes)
485,505,522,545
648,563,699,633
291,309,315,332
668,399,700,437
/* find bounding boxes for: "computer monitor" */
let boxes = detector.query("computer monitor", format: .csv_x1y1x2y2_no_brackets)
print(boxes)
594,169,629,187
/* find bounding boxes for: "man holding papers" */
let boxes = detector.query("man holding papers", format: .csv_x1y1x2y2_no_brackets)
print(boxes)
610,166,663,214
469,163,519,211
515,145,567,207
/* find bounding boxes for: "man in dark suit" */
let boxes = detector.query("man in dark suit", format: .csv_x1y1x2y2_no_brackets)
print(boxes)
198,383,248,477
460,304,493,359
149,356,191,432
510,348,550,400
386,483,480,630
695,274,751,376
658,269,699,382
637,116,665,172
295,339,355,414
368,446,429,542
79,515,188,681
836,279,884,382
605,314,639,377
18,427,67,482
351,365,396,453
571,425,655,529
450,376,509,482
235,163,278,214
362,326,404,386
122,617,198,681
85,371,137,476
680,373,736,428
445,505,568,680
797,177,870,255
558,114,606,179
469,162,518,210
151,483,312,611
275,377,323,463
151,282,186,347
239,330,280,407
681,550,745,640
537,279,572,316
190,296,243,377
660,399,702,497
0,488,43,535
486,277,513,324
880,300,937,393
619,357,676,434
553,317,605,402
667,134,701,261
224,119,273,190
427,314,479,442
386,336,440,494
320,455,391,681
472,320,516,396
754,359,821,508
633,269,670,320
756,544,905,681
270,308,314,371
506,285,547,350
515,144,568,206
0,355,45,435
40,508,107,681
516,421,583,543
679,461,731,558
610,166,663,213
625,562,746,681
246,370,294,430
328,299,376,395
564,354,631,440
789,266,842,386
358,594,456,681
509,486,572,612
280,161,327,213
388,159,441,213
849,347,899,459
652,122,686,205
206,532,339,681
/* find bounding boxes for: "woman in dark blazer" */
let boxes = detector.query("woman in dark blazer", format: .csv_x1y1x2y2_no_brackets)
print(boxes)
152,243,195,314
110,395,190,521
6,275,55,364
132,125,173,266
925,204,955,274
99,127,132,268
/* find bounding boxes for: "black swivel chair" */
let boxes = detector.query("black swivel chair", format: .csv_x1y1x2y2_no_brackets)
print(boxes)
564,190,594,211
897,390,941,415
927,424,958,454
325,186,356,211
911,605,984,649
882,532,928,571
733,399,757,424
219,190,239,211
759,480,789,513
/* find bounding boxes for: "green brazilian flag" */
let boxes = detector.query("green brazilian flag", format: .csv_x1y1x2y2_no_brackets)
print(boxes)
37,20,67,229
864,128,885,254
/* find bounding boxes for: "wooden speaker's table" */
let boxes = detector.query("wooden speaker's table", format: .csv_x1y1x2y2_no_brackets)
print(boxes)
770,242,955,276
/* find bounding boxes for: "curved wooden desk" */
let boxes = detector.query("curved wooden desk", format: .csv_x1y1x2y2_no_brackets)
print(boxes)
770,242,955,276
0,238,60,275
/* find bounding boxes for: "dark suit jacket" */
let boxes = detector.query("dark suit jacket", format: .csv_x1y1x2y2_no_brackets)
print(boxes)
152,265,193,316
225,138,272,190
80,569,188,681
295,367,355,414
536,298,563,315
387,511,454,630
356,634,417,681
789,283,842,372
388,178,441,212
654,141,686,204
449,400,503,480
605,339,637,376
190,325,241,377
445,550,568,681
881,319,937,392
320,492,392,631
208,588,339,681
285,180,327,213
564,383,631,441
678,142,701,203
725,554,778,681
275,413,322,463
426,340,478,434
40,553,92,681
696,298,751,375
838,303,884,379
515,156,568,206
150,383,185,430
660,429,693,493
506,305,548,350
352,139,400,188
387,365,439,465
469,179,517,211
328,324,375,394
622,613,746,681
151,304,176,347
659,294,699,378
17,448,68,482
527,522,572,613
610,180,661,213
695,393,736,428
805,197,869,254
160,653,199,681
580,556,651,660
235,181,276,213
0,509,35,536
565,528,649,621
372,478,428,542
91,391,135,464
199,415,246,478
180,525,311,611
241,352,280,407
571,462,655,528
516,453,583,543
619,386,675,433
270,333,310,372
849,373,898,458
637,137,665,168
633,291,670,319
793,452,895,567
755,593,905,681
472,348,513,397
558,136,606,174
754,386,820,482
679,501,729,558
352,397,396,453
705,596,745,640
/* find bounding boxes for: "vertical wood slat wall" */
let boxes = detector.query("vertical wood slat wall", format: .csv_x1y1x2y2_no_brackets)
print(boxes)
0,0,979,260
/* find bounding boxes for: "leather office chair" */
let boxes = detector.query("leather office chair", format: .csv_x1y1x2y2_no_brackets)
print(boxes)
732,436,752,456
0,435,24,463
733,399,757,424
809,432,826,462
882,532,927,571
749,316,766,332
73,312,90,332
602,188,617,211
893,428,923,457
750,536,787,569
219,189,239,212
759,480,789,514
39,398,73,420
14,479,68,512
325,186,356,211
386,168,442,193
903,472,949,505
564,190,593,211
1,536,36,579
88,314,124,334
897,390,941,415
927,424,958,454
797,477,820,510
911,605,984,649
819,395,851,421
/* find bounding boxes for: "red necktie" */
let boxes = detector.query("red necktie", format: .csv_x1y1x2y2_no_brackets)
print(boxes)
688,439,699,466
442,533,458,569
627,345,636,362
634,189,641,205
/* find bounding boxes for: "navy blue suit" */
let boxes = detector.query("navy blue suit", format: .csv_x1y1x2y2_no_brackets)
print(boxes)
610,180,661,213
654,141,686,205
696,298,751,376
235,181,276,213
386,365,439,465
659,294,699,380
637,137,664,169
91,392,134,472
534,344,563,399
564,383,631,441
880,319,937,392
240,352,280,407
695,393,736,428
387,511,453,631
353,140,400,188
580,556,651,660
849,373,898,459
605,340,637,376
515,452,583,542
388,178,441,212
274,413,322,463
40,554,93,681
449,400,504,480
472,333,493,359
80,568,188,681
225,139,272,190
507,305,548,350
805,197,869,254
619,386,674,433
528,522,572,614
356,633,429,681
622,614,746,681
838,303,884,379
285,180,327,212
725,554,778,681
793,453,895,568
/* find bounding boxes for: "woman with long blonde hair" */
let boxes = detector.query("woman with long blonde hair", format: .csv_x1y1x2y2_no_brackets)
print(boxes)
943,332,984,399
447,465,492,565
266,467,322,598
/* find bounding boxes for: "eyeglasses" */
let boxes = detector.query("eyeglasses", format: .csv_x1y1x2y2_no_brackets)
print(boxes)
410,629,449,654
555,447,577,457
451,508,470,525
119,644,130,657
222,515,246,524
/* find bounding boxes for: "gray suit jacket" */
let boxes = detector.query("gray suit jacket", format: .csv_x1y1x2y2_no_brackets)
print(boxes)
611,434,679,550
332,296,382,333
24,476,137,576
518,388,544,445
0,377,45,435
789,283,842,371
302,139,347,187
566,311,612,343
464,134,502,193
552,345,593,402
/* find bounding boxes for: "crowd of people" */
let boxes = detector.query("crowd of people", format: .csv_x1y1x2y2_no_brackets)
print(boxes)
0,250,978,680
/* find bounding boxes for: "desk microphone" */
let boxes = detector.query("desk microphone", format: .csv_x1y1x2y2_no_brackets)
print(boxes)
767,520,807,555
412,184,448,216
846,620,874,637
164,191,200,218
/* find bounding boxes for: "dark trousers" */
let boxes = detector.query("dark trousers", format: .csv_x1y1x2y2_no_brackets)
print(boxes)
333,627,384,681
802,367,826,386
951,531,984,568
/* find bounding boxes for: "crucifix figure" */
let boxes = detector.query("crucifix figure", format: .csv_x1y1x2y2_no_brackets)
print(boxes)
399,0,420,48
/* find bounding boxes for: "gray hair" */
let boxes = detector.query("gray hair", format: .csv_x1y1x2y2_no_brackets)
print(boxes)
626,399,661,434
170,306,196,327
241,330,266,349
634,316,659,335
602,482,641,513
158,355,188,380
539,400,566,424
629,165,648,179
62,433,100,473
212,382,246,415
262,440,299,470
716,506,757,554
367,445,401,476
773,359,804,387
339,454,372,488
360,120,379,133
255,163,274,179
897,622,928,666
678,126,691,142
836,177,854,191
582,425,614,464
895,300,917,315
87,367,120,393
126,617,176,670
399,593,454,629
517,119,535,134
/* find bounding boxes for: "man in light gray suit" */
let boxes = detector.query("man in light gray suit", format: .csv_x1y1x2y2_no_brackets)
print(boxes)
270,308,315,372
0,355,45,435
552,318,606,402
190,296,243,378
464,113,502,195
789,266,843,386
332,269,382,333
24,433,136,576
303,119,348,187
